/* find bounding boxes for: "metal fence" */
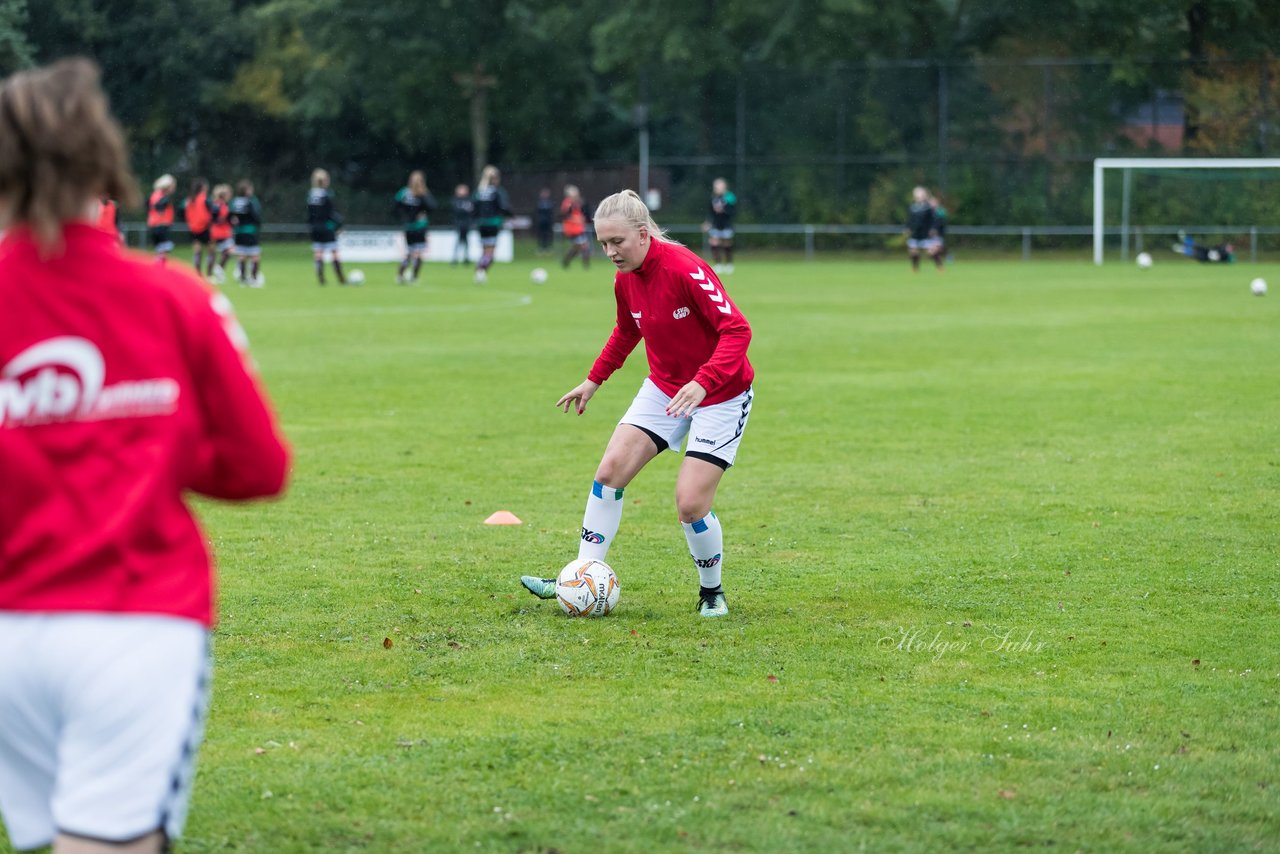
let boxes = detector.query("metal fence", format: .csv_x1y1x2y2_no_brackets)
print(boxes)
121,222,1280,262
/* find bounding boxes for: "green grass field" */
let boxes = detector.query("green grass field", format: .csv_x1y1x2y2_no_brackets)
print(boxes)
8,247,1277,852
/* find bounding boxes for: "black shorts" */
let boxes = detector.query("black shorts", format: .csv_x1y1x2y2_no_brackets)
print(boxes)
310,228,337,244
404,228,427,246
190,228,211,244
148,226,172,247
478,224,500,240
234,233,259,248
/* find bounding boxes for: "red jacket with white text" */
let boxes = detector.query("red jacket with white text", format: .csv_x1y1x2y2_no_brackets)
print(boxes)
588,238,753,404
0,223,289,626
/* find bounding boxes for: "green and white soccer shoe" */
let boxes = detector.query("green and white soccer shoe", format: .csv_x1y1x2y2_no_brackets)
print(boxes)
520,576,557,600
697,588,729,618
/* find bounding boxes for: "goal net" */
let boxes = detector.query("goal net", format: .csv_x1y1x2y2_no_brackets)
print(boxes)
1093,158,1280,264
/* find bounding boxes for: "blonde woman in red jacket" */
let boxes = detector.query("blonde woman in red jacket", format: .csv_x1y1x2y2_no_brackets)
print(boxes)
522,190,754,619
0,59,289,854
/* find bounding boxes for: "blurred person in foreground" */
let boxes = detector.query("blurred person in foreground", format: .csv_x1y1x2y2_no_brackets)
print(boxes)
0,58,290,854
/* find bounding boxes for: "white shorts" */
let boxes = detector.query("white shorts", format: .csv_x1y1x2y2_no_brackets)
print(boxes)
215,238,234,252
906,237,940,251
620,377,753,469
232,244,261,257
708,228,734,241
0,613,211,850
311,241,339,255
153,241,175,254
406,241,427,253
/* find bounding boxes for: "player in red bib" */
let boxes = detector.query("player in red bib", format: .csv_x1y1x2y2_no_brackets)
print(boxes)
521,190,754,618
0,59,289,853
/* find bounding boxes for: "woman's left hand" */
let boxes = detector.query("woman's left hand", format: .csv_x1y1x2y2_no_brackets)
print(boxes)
666,381,707,419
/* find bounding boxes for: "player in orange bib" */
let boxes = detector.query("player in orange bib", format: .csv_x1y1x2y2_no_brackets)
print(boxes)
96,196,122,242
560,184,591,270
146,174,176,264
183,177,214,274
207,184,234,282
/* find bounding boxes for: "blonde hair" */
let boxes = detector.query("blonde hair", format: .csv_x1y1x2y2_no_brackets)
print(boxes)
592,189,675,244
478,165,500,191
311,168,329,189
0,58,138,247
212,183,232,201
564,184,580,198
154,174,175,192
408,170,427,195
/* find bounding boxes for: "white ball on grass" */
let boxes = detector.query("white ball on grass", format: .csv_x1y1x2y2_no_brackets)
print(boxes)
347,269,365,285
1250,277,1267,296
1136,252,1153,269
530,267,548,285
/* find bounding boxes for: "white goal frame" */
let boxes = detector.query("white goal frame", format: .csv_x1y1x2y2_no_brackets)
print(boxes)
1093,157,1280,265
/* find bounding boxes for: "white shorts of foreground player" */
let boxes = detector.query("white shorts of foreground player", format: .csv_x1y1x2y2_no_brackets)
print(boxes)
620,377,754,468
0,613,209,850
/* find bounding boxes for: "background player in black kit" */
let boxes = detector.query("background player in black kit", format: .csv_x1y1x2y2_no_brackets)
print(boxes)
928,193,948,268
395,170,436,284
307,168,346,285
471,165,512,283
904,186,940,272
535,187,554,255
230,178,264,286
703,177,738,274
451,183,473,265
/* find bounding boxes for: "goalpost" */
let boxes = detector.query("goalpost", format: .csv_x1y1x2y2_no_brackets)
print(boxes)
1093,157,1280,265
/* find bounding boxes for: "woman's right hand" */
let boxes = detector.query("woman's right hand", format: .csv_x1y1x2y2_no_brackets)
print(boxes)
556,379,600,415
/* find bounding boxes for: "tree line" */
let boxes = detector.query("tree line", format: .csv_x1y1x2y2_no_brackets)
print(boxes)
2,0,1277,226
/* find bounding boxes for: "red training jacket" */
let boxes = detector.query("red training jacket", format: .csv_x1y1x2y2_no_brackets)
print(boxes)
588,238,753,405
0,223,289,626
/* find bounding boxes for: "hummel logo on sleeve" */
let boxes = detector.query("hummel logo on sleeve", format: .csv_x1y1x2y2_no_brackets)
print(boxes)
688,267,732,315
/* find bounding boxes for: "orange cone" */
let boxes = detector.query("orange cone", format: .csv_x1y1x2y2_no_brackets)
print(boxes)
484,510,523,525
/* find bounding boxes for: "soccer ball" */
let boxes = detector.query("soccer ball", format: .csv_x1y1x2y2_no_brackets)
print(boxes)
347,269,365,285
555,559,620,617
1251,277,1267,296
1136,252,1153,269
530,267,548,284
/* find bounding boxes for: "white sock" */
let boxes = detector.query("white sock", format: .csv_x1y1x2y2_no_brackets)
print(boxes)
578,480,625,561
682,512,723,588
